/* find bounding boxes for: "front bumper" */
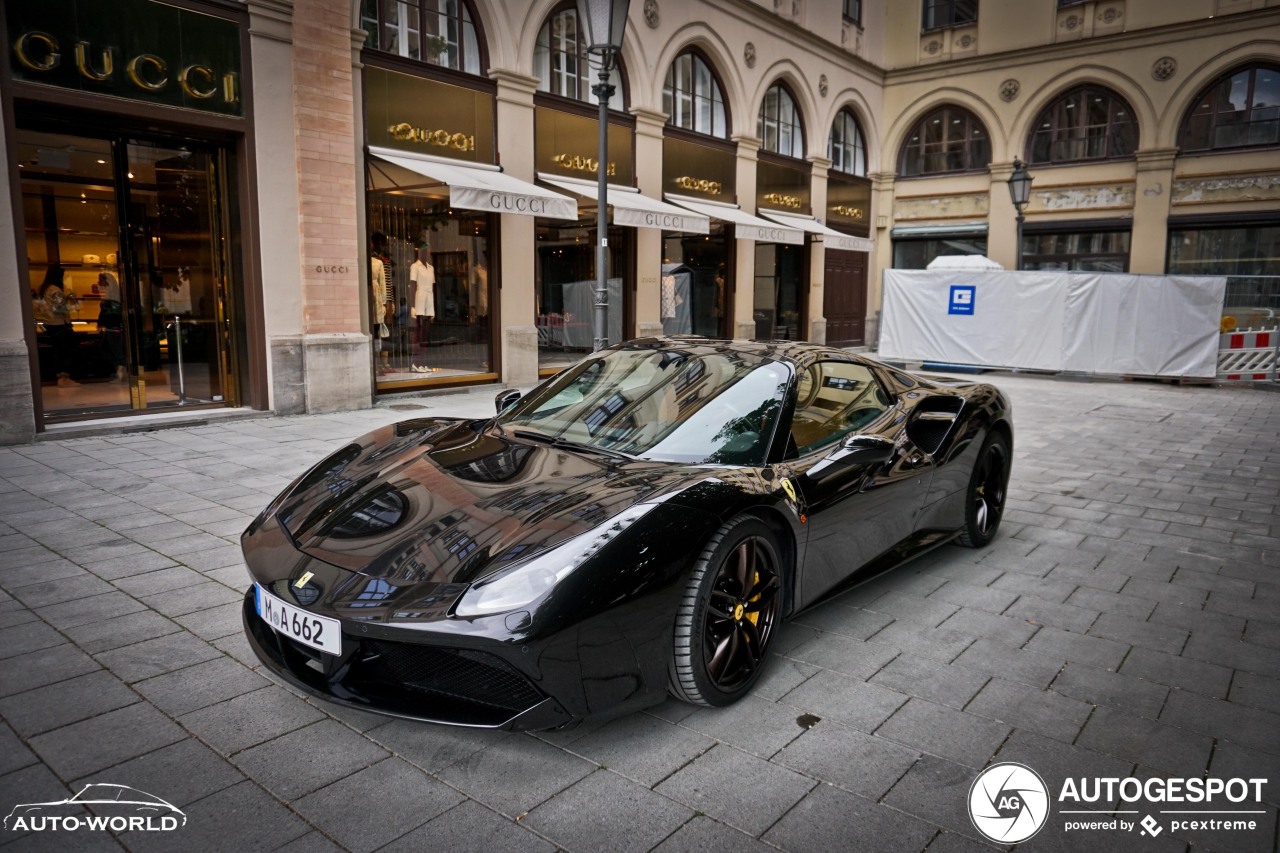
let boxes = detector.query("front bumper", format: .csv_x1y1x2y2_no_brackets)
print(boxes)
242,590,576,730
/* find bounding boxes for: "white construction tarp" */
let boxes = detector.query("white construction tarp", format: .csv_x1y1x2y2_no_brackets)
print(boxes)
880,270,1227,378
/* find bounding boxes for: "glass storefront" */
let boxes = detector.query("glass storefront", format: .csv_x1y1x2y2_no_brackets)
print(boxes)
18,127,240,419
536,219,629,372
753,243,806,341
1023,228,1131,272
1168,220,1280,319
367,195,493,384
661,225,730,338
892,234,989,269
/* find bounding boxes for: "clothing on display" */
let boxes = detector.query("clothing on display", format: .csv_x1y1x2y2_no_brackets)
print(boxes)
411,258,436,318
661,263,693,335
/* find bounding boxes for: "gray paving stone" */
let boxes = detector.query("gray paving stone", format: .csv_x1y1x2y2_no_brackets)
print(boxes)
121,779,308,853
864,620,977,663
875,697,1011,769
964,676,1093,745
35,591,147,629
1158,689,1280,755
61,609,181,654
790,602,894,640
1118,646,1233,699
1024,625,1130,671
566,712,715,787
992,729,1135,813
778,669,908,733
783,630,899,680
751,654,820,701
1086,612,1189,656
0,764,75,847
140,580,242,618
28,702,187,779
364,718,507,774
773,719,920,799
233,719,390,799
928,579,1019,614
180,686,325,755
764,782,939,853
1229,671,1280,713
273,831,346,853
865,590,961,626
868,653,990,709
0,670,139,737
81,550,180,581
378,799,557,853
1148,600,1245,638
525,769,694,853
172,600,244,641
133,655,269,716
1063,584,1155,619
680,695,809,758
0,556,88,589
951,637,1066,689
1120,577,1208,607
111,565,205,597
1051,661,1170,720
437,733,595,817
654,744,814,836
880,754,987,842
0,620,68,661
1076,705,1214,778
94,631,222,683
71,738,244,808
993,572,1078,603
0,722,37,776
1044,563,1129,594
939,606,1041,647
650,814,777,853
1183,632,1280,678
1211,742,1280,806
0,643,100,697
295,758,464,853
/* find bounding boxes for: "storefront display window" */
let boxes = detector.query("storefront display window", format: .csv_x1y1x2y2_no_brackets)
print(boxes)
367,196,493,384
1168,221,1280,315
536,220,629,371
892,235,988,269
662,226,730,338
754,243,805,340
1022,229,1131,272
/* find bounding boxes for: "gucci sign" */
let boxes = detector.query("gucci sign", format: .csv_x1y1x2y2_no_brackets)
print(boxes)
388,123,476,152
675,176,723,196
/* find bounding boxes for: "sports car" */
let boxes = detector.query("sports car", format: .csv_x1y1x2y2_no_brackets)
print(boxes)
241,337,1012,730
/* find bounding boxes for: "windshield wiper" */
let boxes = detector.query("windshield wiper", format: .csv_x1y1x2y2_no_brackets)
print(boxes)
511,429,638,462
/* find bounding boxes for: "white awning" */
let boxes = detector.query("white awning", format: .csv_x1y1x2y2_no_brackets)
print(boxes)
540,175,710,233
758,209,875,253
368,146,577,220
665,195,804,245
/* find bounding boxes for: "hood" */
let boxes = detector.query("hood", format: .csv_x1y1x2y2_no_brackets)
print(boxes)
271,418,709,587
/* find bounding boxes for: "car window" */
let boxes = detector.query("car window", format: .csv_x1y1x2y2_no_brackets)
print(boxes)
789,361,893,456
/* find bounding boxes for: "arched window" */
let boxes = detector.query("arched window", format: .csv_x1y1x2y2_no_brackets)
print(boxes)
360,0,485,75
1180,64,1280,153
828,109,866,176
898,105,990,176
533,4,624,109
1028,86,1137,164
664,51,728,138
758,83,805,159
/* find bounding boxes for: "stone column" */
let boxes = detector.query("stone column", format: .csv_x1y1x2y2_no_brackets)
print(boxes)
733,135,761,340
491,69,540,387
808,156,831,345
292,0,370,412
987,161,1018,272
1131,149,1177,274
248,0,306,414
632,108,667,339
0,101,35,444
868,170,896,349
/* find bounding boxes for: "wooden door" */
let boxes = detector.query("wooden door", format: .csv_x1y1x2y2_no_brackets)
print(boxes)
823,249,867,348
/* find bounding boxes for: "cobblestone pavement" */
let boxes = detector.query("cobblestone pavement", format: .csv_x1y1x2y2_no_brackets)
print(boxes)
1,375,1277,853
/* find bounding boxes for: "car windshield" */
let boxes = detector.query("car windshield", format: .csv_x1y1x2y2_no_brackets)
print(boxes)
498,345,791,465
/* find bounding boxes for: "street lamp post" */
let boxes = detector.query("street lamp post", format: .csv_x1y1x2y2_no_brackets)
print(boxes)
578,0,632,352
1007,157,1033,271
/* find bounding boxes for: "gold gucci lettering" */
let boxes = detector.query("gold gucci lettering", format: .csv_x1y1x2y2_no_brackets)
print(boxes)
388,123,476,152
13,32,60,71
833,205,865,219
763,192,802,210
675,176,723,196
551,153,616,176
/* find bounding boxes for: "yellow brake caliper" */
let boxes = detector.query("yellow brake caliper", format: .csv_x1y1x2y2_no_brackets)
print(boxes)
745,571,761,626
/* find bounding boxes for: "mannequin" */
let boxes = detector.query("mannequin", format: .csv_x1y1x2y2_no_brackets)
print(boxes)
371,231,389,374
409,243,435,372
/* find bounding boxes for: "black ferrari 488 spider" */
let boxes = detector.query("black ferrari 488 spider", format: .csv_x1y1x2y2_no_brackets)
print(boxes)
242,337,1013,730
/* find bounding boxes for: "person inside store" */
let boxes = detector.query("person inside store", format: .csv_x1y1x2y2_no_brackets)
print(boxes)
409,242,435,372
371,231,390,375
97,271,127,382
34,264,79,387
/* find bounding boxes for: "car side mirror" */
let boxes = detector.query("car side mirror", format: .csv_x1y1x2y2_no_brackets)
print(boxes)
804,434,895,482
495,389,521,414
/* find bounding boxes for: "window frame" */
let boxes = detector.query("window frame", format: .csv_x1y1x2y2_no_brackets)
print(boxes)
897,105,991,177
533,2,628,111
922,0,978,32
663,49,731,140
828,108,867,177
360,0,488,77
842,0,863,26
758,81,807,161
1027,85,1138,166
1178,64,1280,154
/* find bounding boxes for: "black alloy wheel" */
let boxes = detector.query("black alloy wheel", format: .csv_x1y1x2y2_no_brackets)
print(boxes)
957,431,1010,548
670,515,783,706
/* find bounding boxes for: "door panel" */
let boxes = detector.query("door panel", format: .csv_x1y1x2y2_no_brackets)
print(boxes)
823,249,867,348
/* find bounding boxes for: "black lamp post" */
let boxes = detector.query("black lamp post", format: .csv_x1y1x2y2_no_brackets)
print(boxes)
577,0,631,352
1007,157,1033,271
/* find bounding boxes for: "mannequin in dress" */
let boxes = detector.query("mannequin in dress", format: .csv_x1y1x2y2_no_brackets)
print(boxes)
409,242,435,373
371,231,389,374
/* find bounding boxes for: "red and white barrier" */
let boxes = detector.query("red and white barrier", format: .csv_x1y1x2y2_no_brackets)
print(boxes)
1217,328,1279,382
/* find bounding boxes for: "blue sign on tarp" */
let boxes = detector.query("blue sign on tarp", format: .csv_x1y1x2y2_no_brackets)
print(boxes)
949,285,975,315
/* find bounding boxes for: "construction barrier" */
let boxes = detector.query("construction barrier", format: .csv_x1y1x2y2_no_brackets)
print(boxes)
1217,328,1279,382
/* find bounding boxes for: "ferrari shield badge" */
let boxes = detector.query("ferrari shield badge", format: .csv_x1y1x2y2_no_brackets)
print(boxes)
780,478,798,503
294,571,315,589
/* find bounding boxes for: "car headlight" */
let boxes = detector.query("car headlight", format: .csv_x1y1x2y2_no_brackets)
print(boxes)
454,502,660,618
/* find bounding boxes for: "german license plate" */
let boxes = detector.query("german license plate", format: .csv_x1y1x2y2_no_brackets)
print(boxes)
256,584,341,655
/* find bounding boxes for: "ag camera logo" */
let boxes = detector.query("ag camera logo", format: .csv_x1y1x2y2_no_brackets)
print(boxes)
968,762,1049,843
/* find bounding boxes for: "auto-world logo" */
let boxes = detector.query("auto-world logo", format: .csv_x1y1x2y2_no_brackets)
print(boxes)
968,762,1050,843
4,784,185,833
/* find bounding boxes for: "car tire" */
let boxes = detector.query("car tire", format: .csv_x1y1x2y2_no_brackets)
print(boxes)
957,430,1010,548
669,515,783,706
